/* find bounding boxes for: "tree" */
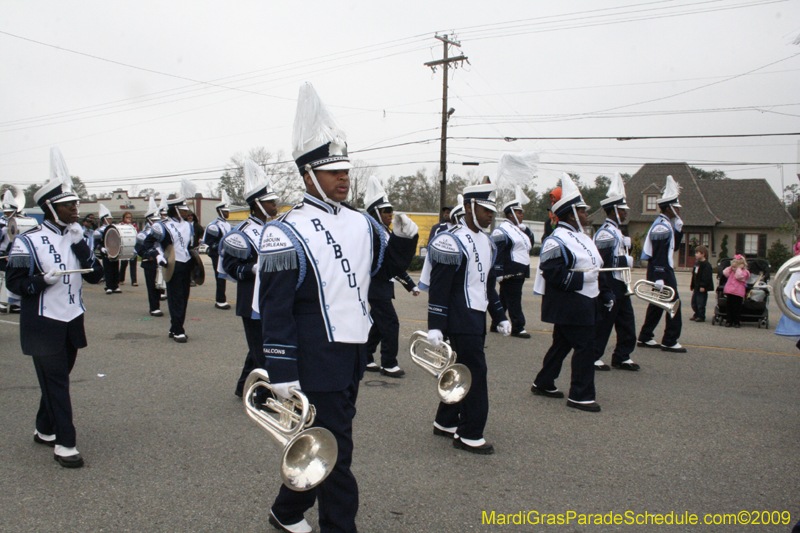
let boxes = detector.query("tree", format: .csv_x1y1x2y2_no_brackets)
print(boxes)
348,160,373,209
720,234,730,259
385,170,439,212
71,176,89,200
690,167,728,180
217,147,302,206
767,240,792,271
23,183,43,208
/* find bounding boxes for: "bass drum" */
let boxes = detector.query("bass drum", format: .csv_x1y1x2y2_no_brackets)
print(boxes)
7,216,39,239
104,224,138,261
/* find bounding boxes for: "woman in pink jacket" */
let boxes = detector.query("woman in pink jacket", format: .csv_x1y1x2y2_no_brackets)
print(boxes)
722,255,750,328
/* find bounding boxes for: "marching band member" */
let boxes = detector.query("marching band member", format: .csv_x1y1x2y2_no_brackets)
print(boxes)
423,182,511,455
491,185,535,338
531,174,613,413
592,173,639,371
0,189,23,313
363,176,420,377
222,159,279,398
135,197,165,317
142,179,198,343
637,175,686,353
93,204,120,294
6,148,103,468
256,83,418,533
426,205,452,246
203,190,233,310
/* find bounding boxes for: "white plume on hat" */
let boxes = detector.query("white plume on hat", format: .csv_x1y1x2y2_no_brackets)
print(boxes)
2,189,15,209
49,147,73,193
98,203,112,220
601,172,628,208
551,172,587,217
658,175,682,206
159,196,168,213
244,159,267,198
365,176,391,213
292,83,347,161
219,190,231,209
181,178,197,201
145,196,159,218
495,152,539,190
450,194,465,222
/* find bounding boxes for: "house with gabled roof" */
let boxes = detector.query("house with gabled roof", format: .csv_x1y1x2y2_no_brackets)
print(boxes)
590,163,794,268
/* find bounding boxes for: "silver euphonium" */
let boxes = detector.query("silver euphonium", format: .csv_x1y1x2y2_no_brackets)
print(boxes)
409,331,472,404
774,255,800,323
633,279,680,318
570,266,635,296
243,369,338,492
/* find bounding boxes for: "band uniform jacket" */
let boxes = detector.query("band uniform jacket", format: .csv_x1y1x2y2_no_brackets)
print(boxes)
256,195,418,392
593,218,633,299
640,214,683,288
491,219,535,280
202,217,232,258
221,216,263,317
6,220,103,355
425,225,507,335
535,222,613,327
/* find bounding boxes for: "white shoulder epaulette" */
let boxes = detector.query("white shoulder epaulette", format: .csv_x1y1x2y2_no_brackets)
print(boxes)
258,221,300,273
428,232,462,266
221,231,251,259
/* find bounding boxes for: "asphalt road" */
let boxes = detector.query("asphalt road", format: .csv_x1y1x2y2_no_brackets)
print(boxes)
1,257,798,533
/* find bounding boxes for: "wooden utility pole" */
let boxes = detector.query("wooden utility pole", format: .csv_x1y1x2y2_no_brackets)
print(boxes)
425,34,466,222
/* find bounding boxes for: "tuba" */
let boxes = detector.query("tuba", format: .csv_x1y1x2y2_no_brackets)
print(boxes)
409,331,472,404
571,266,634,296
774,255,800,323
243,369,338,491
633,279,680,318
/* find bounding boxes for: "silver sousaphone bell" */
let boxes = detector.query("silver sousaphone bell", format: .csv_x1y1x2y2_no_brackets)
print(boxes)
243,369,338,492
774,255,800,323
409,331,472,404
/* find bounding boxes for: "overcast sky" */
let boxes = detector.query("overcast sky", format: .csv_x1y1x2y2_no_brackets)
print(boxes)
2,0,799,203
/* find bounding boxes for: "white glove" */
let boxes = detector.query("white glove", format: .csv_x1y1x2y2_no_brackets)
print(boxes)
583,267,600,284
623,236,631,249
392,214,419,239
604,299,615,311
251,263,259,275
427,329,443,347
156,254,167,267
411,286,420,296
497,275,504,283
43,268,61,285
271,380,301,400
100,247,108,256
67,223,84,244
625,255,633,267
497,320,512,336
672,216,683,232
518,223,526,229
654,279,665,291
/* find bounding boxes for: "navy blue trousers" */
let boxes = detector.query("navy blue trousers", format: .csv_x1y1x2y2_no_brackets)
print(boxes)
209,254,227,304
495,277,526,333
142,262,161,312
365,298,400,368
434,333,489,441
102,257,119,291
594,291,637,364
166,261,191,336
638,287,682,347
535,323,596,402
235,317,264,396
271,381,360,533
32,339,79,447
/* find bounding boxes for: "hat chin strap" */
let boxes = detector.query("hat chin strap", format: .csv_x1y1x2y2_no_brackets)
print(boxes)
571,205,583,233
471,199,490,233
306,165,340,208
45,200,68,227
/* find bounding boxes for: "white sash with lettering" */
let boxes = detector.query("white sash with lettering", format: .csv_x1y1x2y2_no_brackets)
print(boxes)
287,207,374,342
163,219,192,263
11,226,85,322
453,226,493,312
496,220,531,265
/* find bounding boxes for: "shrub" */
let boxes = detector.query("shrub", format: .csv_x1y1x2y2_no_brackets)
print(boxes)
720,234,729,259
407,255,425,272
767,240,792,272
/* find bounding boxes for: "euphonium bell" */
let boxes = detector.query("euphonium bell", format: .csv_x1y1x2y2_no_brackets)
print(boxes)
409,331,472,404
774,255,800,323
632,279,680,318
243,369,338,492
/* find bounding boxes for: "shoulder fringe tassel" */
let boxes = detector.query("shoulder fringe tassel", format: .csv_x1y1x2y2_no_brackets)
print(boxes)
221,239,251,259
428,246,462,266
259,250,298,273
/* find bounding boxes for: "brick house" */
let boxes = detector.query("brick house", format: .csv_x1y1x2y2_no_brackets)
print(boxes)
590,163,794,268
